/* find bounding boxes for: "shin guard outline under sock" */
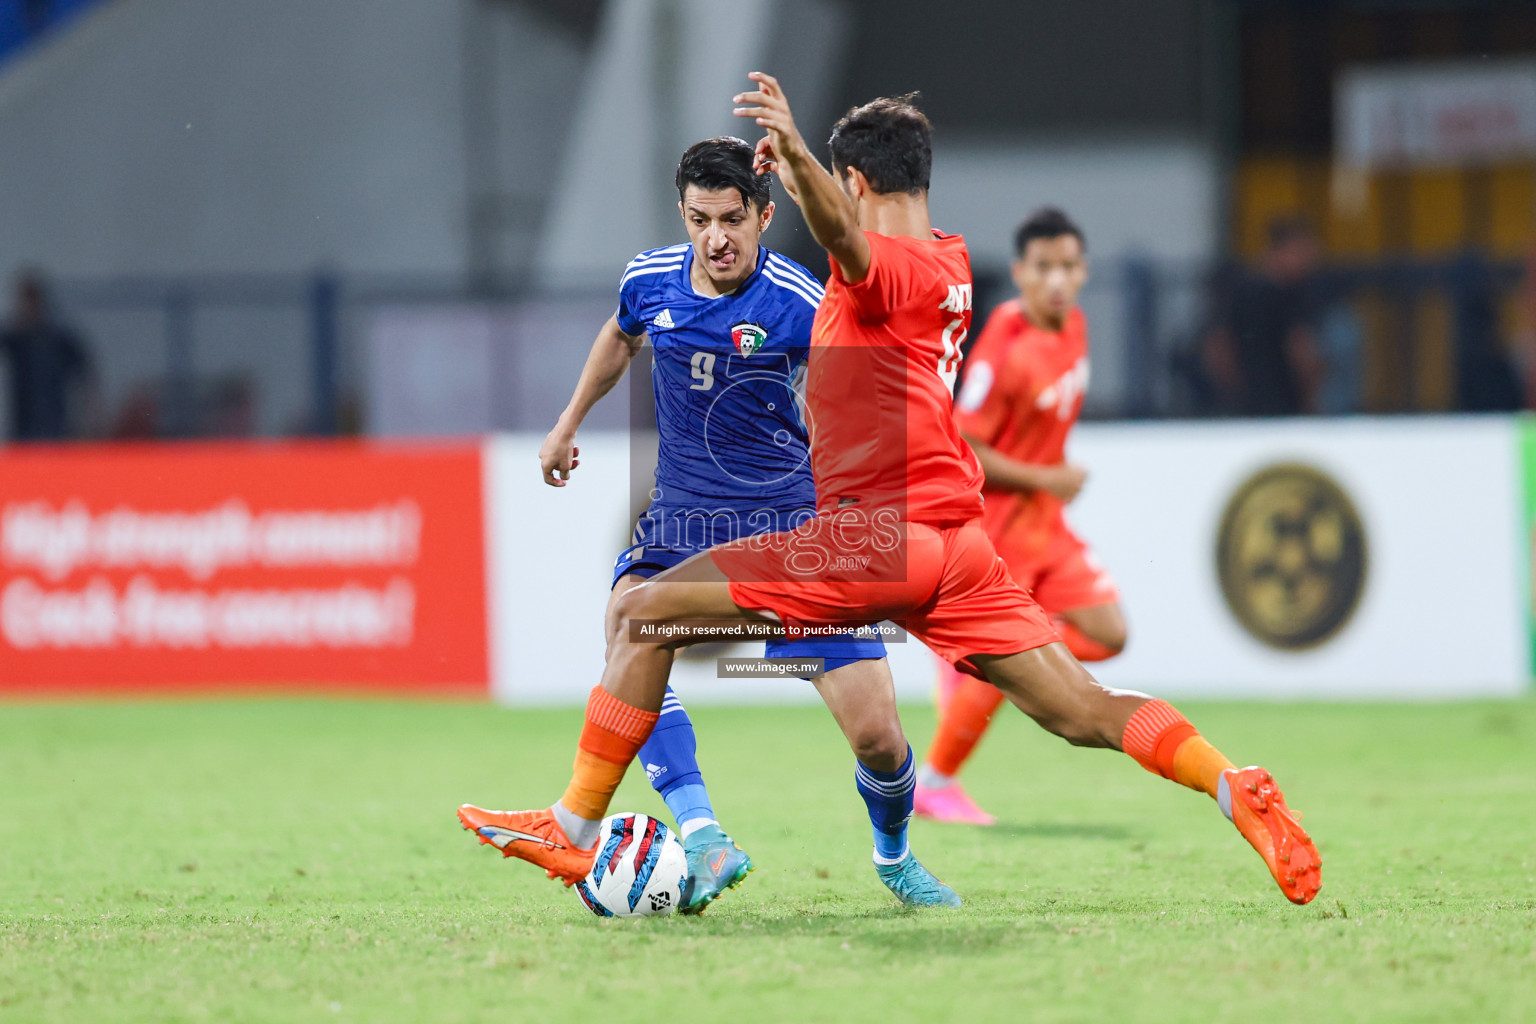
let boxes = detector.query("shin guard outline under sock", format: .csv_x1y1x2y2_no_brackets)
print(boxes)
856,746,917,864
637,687,716,830
1120,699,1234,798
559,686,659,824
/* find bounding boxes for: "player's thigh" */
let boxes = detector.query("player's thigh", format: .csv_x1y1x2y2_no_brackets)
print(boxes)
611,549,776,644
812,657,906,768
971,644,1138,748
713,516,947,630
1058,600,1127,651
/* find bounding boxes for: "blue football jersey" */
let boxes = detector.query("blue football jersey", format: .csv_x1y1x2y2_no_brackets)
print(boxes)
615,243,824,512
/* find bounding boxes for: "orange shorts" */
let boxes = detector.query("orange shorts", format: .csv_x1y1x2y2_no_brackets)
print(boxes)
994,525,1119,615
710,513,1058,678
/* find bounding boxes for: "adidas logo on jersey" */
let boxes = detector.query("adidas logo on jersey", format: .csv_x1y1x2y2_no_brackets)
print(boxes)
644,762,667,782
652,309,675,329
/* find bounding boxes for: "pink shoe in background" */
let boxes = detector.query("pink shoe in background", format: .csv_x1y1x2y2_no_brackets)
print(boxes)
913,781,996,826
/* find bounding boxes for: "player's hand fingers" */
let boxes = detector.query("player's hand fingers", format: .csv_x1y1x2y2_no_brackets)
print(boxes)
733,91,789,120
733,103,785,125
734,90,786,111
748,71,781,96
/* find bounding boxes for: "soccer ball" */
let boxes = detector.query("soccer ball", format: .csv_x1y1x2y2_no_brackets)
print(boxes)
574,812,687,918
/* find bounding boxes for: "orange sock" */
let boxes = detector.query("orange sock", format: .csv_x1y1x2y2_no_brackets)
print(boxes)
925,667,1007,778
1119,699,1234,798
560,686,659,821
1052,618,1122,662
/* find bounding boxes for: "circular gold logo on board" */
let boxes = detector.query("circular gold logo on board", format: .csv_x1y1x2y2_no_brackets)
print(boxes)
1216,463,1367,650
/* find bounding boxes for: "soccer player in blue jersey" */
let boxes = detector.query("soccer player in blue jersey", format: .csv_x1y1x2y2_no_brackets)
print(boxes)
460,138,946,909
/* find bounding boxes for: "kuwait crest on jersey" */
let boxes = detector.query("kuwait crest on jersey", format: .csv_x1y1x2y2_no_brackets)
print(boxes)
731,321,768,357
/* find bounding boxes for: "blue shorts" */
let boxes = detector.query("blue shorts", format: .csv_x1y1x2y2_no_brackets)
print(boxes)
613,507,886,675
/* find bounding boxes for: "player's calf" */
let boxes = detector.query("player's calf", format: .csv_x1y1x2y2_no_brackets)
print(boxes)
975,643,1139,749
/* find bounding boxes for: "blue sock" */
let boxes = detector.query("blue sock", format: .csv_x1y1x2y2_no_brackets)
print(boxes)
855,746,915,864
638,687,716,835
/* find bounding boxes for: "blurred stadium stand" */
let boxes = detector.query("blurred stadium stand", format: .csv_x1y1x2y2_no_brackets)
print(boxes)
0,0,1532,438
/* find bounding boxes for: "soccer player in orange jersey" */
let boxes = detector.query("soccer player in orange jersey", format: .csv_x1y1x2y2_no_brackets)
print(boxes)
915,208,1127,826
456,74,1321,908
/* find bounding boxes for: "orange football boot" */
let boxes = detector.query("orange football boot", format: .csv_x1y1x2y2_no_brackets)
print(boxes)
1225,767,1321,905
457,804,596,886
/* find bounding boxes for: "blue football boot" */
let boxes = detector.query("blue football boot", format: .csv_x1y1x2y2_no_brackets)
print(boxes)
875,851,962,908
679,824,754,914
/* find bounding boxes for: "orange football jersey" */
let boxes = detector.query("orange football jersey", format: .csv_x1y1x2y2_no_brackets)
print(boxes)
953,299,1090,556
808,230,983,524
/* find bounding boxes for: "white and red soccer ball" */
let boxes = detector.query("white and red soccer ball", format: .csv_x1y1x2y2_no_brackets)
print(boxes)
575,812,687,918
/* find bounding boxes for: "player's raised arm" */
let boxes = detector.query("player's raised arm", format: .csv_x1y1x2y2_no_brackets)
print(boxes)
540,315,644,487
733,72,871,283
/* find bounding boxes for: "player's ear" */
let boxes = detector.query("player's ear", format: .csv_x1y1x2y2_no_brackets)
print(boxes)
758,201,775,232
1010,258,1028,292
677,200,686,223
845,167,866,200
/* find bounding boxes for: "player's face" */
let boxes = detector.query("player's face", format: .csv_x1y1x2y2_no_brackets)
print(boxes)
679,186,774,293
1012,234,1087,330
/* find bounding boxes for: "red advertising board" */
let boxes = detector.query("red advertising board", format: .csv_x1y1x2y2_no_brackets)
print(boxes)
0,440,487,696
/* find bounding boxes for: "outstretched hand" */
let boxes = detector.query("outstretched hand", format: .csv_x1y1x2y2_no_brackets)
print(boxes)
733,72,807,199
732,71,869,281
539,429,580,487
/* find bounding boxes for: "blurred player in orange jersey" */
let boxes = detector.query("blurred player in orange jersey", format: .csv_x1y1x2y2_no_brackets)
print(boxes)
915,208,1127,826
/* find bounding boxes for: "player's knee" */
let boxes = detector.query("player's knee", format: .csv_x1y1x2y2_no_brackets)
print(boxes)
1099,622,1128,653
607,586,656,646
849,721,907,771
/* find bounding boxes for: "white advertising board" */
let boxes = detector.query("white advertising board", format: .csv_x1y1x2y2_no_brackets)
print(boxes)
486,418,1528,706
1070,416,1525,698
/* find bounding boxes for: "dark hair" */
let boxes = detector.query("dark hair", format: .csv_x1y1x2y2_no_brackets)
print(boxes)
827,93,932,196
676,136,771,211
1013,207,1086,258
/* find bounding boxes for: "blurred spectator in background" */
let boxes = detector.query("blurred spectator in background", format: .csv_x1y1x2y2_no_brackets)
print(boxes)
1201,217,1326,416
1312,276,1364,416
0,268,96,441
1449,251,1521,413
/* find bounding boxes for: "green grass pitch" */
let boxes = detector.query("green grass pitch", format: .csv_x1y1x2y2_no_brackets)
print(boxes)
2,696,1533,1023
